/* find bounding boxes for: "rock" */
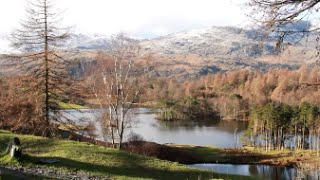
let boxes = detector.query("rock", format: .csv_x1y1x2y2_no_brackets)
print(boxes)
6,137,22,158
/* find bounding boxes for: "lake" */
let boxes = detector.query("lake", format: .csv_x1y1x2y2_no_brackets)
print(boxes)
62,108,309,179
62,108,248,148
190,164,296,180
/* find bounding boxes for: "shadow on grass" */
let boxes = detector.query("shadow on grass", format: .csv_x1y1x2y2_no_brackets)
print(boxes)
0,139,61,160
124,143,281,165
20,155,253,180
0,131,255,179
181,146,293,165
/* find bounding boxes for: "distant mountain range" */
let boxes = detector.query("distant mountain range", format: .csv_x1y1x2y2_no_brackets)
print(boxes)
0,26,317,81
139,26,316,81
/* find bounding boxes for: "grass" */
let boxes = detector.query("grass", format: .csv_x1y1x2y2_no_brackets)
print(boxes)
58,102,88,109
170,144,320,167
0,130,256,180
139,101,163,108
172,145,228,163
174,144,277,164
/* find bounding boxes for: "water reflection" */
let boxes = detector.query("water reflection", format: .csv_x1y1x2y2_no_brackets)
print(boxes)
131,109,248,147
62,108,248,147
190,164,296,180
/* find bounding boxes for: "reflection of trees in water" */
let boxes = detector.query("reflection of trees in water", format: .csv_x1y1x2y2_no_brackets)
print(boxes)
156,118,248,132
65,108,251,146
69,108,248,134
217,120,248,132
158,119,219,130
296,163,320,180
305,171,320,179
248,165,259,177
248,165,295,180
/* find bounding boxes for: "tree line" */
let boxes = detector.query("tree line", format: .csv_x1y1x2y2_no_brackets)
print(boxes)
143,66,320,121
246,102,320,152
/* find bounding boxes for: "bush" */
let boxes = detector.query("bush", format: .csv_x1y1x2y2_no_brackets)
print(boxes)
127,132,144,143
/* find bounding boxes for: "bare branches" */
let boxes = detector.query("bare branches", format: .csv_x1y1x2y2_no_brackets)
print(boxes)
249,0,320,51
0,76,56,136
90,34,151,149
12,0,69,52
4,0,74,136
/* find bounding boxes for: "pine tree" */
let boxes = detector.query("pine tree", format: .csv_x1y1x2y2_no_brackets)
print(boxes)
11,0,70,135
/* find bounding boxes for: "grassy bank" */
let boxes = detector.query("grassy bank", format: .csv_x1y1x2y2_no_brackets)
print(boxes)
122,141,320,167
58,102,88,109
0,130,255,180
170,145,320,167
172,145,293,165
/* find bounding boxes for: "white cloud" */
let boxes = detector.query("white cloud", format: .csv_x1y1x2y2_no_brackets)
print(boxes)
0,0,249,37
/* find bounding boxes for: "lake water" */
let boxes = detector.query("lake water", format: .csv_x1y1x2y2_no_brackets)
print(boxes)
62,108,306,179
62,108,248,148
190,164,296,180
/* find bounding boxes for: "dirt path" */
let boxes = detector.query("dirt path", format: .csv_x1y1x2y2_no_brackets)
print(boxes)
0,165,109,180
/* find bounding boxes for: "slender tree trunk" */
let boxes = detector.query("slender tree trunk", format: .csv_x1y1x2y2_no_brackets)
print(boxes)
277,129,280,150
234,128,238,148
268,130,272,152
294,124,297,151
309,129,312,152
44,0,50,128
265,129,268,152
302,126,305,150
281,128,284,150
119,105,125,150
317,130,319,156
109,106,115,148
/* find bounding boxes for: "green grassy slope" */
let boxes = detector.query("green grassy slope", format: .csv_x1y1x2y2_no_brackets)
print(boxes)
0,130,255,180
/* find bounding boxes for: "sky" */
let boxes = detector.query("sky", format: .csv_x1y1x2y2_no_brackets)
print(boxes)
0,0,248,38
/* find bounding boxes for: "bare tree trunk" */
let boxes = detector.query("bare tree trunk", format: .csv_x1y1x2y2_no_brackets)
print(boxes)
309,129,312,152
302,126,305,150
44,0,50,127
281,128,284,150
317,130,320,156
234,127,238,148
118,95,125,150
90,34,150,150
265,129,268,152
294,124,297,151
109,106,115,147
268,130,272,152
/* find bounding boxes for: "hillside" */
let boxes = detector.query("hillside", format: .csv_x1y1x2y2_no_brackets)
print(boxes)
139,26,317,81
0,130,255,180
0,26,317,81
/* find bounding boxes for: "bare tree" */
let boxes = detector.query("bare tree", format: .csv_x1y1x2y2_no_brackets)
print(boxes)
7,0,71,135
248,0,320,50
0,75,47,134
91,34,151,149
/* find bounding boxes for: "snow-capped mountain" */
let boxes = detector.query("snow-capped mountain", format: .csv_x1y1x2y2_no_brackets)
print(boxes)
0,26,316,81
63,33,110,50
136,26,314,80
140,26,276,57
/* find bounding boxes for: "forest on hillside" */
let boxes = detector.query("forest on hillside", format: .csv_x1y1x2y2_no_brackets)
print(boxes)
143,66,320,121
